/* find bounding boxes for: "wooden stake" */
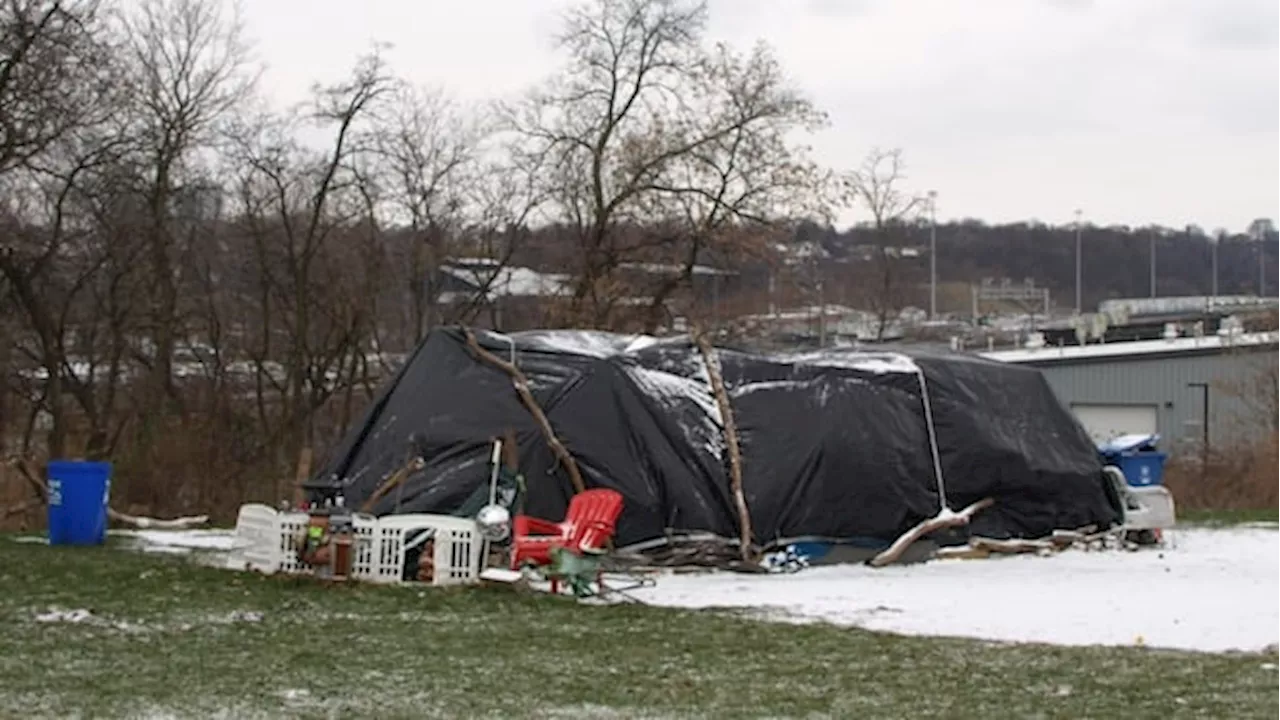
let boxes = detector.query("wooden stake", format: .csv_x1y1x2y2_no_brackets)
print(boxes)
692,327,754,562
463,328,586,495
290,447,312,507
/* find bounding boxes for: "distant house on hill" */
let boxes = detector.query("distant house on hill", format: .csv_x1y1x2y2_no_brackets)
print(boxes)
434,257,738,332
434,258,571,330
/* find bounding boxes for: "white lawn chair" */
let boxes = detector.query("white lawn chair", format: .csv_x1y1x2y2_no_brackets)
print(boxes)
1103,466,1176,544
229,503,285,573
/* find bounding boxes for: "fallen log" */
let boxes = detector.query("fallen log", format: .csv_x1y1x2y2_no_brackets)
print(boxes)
969,536,1055,554
934,545,991,561
868,497,995,568
107,508,209,529
1049,529,1087,547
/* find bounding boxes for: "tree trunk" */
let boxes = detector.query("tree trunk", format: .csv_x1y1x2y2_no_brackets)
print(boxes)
44,356,66,460
0,325,8,458
139,160,179,460
410,230,427,345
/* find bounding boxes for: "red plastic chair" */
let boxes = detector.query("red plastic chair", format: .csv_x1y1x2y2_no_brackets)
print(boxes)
509,488,624,591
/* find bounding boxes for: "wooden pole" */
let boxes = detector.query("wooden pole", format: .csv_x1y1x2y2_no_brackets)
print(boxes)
463,328,586,495
692,326,754,561
290,447,312,507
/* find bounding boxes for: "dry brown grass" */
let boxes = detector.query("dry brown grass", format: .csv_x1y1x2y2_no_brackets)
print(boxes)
0,405,320,532
0,465,43,532
1163,433,1279,511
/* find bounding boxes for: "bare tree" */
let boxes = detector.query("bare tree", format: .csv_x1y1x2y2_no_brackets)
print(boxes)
1216,343,1279,437
0,0,125,461
370,83,479,345
230,48,393,464
842,147,926,341
0,127,129,459
0,0,113,175
1246,217,1275,240
117,0,256,450
635,41,828,331
505,0,827,329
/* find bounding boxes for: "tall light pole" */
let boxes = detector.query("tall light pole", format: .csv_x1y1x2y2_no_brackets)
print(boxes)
1256,224,1267,297
1149,228,1157,298
1188,382,1211,479
1074,209,1083,315
1211,230,1220,306
928,190,938,320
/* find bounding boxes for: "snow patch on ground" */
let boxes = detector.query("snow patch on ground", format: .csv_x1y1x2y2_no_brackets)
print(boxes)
34,608,95,624
117,526,1279,654
112,529,238,552
33,607,154,633
630,527,1279,654
29,606,264,634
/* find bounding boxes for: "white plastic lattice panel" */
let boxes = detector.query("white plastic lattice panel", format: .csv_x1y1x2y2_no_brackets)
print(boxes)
230,504,485,586
371,514,487,586
276,511,311,575
431,517,487,586
348,514,380,579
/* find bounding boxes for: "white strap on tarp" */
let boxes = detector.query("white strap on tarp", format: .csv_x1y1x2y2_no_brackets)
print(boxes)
916,369,949,513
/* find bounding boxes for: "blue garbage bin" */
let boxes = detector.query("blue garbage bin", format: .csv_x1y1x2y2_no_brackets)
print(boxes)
1098,434,1167,487
46,460,112,546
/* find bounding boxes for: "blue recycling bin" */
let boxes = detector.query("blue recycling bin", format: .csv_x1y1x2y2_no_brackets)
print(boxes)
1098,434,1167,487
46,460,112,546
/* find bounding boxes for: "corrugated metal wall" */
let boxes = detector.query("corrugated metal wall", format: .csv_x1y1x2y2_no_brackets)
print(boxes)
1033,348,1277,456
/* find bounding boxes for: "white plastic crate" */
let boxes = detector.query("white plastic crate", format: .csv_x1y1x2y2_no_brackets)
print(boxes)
230,504,486,586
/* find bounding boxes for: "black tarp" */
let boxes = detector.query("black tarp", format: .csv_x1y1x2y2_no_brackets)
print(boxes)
317,327,1121,549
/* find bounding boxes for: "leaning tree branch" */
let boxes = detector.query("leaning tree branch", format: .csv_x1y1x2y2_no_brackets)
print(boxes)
361,451,426,514
692,325,754,562
2,499,40,519
868,497,995,568
462,327,586,495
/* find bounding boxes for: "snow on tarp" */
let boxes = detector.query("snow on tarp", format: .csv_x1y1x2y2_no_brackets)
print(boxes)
317,327,1121,550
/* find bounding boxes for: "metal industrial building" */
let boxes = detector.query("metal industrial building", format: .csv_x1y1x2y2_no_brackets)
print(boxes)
981,332,1278,456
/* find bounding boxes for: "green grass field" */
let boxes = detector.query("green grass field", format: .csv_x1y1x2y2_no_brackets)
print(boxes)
2,537,1277,719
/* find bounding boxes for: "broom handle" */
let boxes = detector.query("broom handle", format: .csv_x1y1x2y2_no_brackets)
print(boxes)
488,439,502,505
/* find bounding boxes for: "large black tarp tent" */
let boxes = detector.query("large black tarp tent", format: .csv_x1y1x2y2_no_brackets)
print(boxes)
316,327,1121,550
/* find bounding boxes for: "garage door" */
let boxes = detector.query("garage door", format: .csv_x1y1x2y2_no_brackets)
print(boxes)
1070,403,1158,444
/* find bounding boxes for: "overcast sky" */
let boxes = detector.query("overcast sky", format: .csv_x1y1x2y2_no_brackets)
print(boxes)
237,0,1278,233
